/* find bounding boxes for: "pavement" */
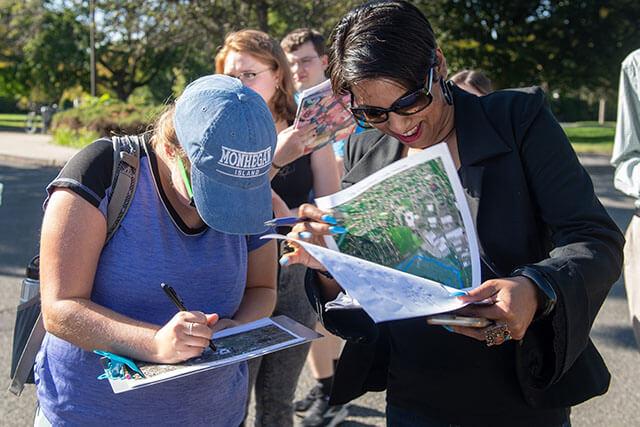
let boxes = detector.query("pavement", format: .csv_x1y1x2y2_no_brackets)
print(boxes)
0,132,79,167
0,131,638,426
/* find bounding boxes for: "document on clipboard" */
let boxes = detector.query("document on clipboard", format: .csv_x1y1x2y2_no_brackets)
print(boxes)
99,316,321,394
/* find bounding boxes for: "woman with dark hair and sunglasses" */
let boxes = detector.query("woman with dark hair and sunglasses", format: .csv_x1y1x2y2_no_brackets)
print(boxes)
279,1,624,426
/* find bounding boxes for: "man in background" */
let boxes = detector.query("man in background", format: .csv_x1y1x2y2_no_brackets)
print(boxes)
281,28,349,427
282,28,347,174
611,48,640,348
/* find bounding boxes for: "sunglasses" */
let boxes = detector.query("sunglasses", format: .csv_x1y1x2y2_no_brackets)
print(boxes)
350,67,435,126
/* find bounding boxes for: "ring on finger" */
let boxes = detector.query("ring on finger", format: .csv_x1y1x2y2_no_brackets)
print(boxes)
484,322,512,347
188,322,194,336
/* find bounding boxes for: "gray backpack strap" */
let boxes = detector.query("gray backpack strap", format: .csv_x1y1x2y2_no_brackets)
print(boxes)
8,312,45,396
106,135,142,243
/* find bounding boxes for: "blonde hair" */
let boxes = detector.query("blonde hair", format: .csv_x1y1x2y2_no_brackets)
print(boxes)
148,104,187,162
215,29,297,124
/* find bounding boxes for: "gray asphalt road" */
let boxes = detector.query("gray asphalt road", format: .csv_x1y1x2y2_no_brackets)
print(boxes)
1,154,638,427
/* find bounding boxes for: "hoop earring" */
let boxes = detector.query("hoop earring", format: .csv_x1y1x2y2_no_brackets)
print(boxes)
440,77,453,105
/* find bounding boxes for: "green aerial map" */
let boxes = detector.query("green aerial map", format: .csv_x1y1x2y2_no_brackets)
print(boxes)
334,158,472,289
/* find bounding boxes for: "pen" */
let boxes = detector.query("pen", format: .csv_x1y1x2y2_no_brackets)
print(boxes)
160,283,217,352
264,216,310,227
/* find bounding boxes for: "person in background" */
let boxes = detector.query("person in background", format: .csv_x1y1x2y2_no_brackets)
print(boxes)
35,75,278,426
282,27,349,178
611,48,640,348
450,69,493,96
215,29,340,427
282,1,624,426
280,27,349,427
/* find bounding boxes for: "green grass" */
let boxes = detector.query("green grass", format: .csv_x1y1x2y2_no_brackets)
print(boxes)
0,113,42,130
562,122,615,154
53,127,99,148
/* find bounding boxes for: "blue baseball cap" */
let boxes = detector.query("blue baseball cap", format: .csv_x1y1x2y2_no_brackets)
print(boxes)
174,75,276,235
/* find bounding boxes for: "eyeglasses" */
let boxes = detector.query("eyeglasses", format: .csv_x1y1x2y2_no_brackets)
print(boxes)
177,157,195,207
288,56,319,69
350,67,435,126
226,68,272,83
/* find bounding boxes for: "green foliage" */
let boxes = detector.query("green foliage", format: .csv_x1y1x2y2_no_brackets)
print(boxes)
421,0,640,95
1,0,638,123
52,98,164,145
52,127,100,148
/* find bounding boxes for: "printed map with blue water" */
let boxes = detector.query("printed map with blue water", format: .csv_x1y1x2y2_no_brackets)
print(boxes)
334,158,472,289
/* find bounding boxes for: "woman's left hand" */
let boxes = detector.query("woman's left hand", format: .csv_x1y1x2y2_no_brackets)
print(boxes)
449,276,541,345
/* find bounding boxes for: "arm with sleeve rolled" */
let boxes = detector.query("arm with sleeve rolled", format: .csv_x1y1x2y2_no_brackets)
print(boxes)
611,53,640,204
516,103,625,387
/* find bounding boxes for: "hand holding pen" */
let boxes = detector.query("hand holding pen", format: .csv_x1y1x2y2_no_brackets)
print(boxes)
275,205,347,270
161,283,217,352
148,283,217,364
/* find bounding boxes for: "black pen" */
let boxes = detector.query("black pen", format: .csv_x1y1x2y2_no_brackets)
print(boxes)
161,282,217,352
264,216,311,227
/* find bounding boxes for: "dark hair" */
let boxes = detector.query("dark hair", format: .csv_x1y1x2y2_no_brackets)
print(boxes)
281,28,326,57
328,0,437,95
450,69,493,96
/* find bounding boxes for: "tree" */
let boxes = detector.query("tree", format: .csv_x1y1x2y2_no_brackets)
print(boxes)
23,8,88,102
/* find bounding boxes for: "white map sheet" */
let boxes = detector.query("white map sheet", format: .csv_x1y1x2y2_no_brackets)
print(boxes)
102,316,320,394
268,235,467,323
264,143,481,323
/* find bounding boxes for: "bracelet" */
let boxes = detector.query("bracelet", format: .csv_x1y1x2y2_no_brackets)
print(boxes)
510,266,557,319
272,160,284,170
315,269,334,280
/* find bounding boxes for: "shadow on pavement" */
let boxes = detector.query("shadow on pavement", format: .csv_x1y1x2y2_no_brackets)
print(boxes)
346,404,385,418
0,162,59,276
591,324,638,351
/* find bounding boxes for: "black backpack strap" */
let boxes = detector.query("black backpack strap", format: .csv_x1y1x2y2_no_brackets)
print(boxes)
8,312,45,396
8,136,144,396
106,135,142,243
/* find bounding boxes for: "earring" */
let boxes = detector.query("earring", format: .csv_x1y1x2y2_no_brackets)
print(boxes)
440,77,453,105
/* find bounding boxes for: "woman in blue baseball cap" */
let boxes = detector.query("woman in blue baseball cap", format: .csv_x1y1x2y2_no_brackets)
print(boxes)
35,75,278,426
216,29,341,427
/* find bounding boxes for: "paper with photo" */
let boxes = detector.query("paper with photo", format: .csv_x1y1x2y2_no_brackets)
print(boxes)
294,79,357,150
262,143,481,323
102,316,320,394
316,143,480,290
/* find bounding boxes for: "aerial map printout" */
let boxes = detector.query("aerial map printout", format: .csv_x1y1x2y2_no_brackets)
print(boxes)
102,316,320,393
267,143,481,323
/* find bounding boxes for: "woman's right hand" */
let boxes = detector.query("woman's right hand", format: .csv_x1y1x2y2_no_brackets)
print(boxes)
152,311,215,364
280,204,343,270
273,123,317,167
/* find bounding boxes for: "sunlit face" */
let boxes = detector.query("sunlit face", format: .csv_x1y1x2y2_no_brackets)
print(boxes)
223,50,279,105
285,41,328,92
351,70,451,150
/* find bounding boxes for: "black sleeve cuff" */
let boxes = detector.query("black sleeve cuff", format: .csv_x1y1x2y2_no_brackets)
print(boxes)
304,268,379,344
511,266,558,319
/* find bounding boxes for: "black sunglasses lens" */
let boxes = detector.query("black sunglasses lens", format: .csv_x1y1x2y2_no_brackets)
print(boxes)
395,90,432,115
352,108,387,124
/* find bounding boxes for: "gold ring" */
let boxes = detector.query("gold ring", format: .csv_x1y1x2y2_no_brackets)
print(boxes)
484,322,512,347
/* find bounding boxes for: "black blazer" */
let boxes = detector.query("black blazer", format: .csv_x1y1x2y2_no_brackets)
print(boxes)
305,85,624,410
